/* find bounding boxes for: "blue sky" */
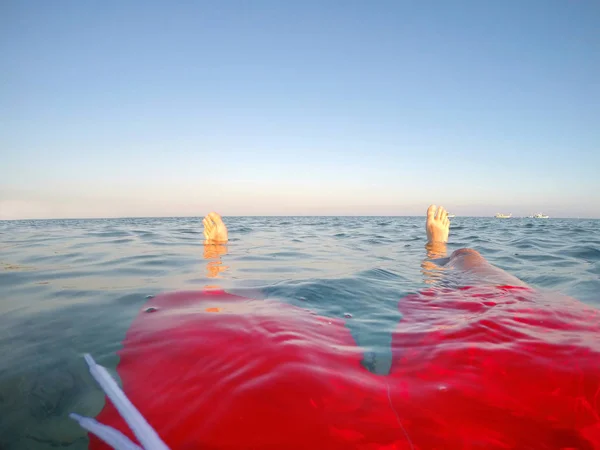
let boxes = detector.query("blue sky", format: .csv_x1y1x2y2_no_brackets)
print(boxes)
1,0,598,219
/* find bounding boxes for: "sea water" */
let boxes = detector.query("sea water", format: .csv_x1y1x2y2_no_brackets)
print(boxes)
1,216,599,449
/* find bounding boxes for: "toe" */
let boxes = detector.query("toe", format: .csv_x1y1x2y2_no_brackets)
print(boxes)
436,206,445,220
203,217,214,233
427,205,437,219
208,212,222,224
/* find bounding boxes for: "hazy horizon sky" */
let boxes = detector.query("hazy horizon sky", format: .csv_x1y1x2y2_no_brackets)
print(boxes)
2,1,599,220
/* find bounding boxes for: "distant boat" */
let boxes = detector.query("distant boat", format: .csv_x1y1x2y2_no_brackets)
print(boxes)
448,213,456,218
495,213,512,219
529,213,549,219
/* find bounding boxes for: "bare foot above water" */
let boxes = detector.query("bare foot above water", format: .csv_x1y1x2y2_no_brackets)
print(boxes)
203,212,228,244
426,204,450,244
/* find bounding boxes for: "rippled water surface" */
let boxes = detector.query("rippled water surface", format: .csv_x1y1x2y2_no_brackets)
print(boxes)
1,216,599,449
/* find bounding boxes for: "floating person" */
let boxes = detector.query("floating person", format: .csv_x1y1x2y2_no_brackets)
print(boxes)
79,206,600,449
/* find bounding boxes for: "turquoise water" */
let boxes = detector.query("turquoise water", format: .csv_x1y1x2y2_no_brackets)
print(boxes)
1,216,599,449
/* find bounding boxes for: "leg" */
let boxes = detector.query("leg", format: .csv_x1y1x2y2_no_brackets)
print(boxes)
424,205,527,287
446,248,528,287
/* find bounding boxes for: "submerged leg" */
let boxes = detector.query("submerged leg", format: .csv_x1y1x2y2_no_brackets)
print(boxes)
446,248,527,287
424,205,527,287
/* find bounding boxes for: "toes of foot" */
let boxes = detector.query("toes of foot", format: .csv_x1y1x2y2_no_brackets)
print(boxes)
203,217,214,233
427,205,437,218
435,206,445,220
208,212,222,223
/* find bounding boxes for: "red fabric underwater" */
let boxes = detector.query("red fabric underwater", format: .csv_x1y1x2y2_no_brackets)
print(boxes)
91,290,404,449
91,288,600,449
388,285,600,449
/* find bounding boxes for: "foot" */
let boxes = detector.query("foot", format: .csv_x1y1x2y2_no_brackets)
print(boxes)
426,205,450,243
203,212,228,244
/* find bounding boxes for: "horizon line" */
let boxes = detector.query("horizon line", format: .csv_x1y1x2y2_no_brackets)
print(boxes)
1,215,597,221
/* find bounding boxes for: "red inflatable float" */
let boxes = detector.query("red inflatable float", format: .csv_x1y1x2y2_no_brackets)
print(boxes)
89,288,600,449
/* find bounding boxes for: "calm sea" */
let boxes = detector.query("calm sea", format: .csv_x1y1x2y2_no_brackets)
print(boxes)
1,216,599,449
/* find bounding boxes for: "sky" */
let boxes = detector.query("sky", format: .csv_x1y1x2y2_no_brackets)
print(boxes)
1,0,599,219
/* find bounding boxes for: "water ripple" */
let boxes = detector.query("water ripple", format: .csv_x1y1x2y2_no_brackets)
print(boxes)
0,216,599,449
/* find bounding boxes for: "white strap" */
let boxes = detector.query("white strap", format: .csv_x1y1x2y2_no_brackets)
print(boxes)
70,354,170,450
69,413,142,450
